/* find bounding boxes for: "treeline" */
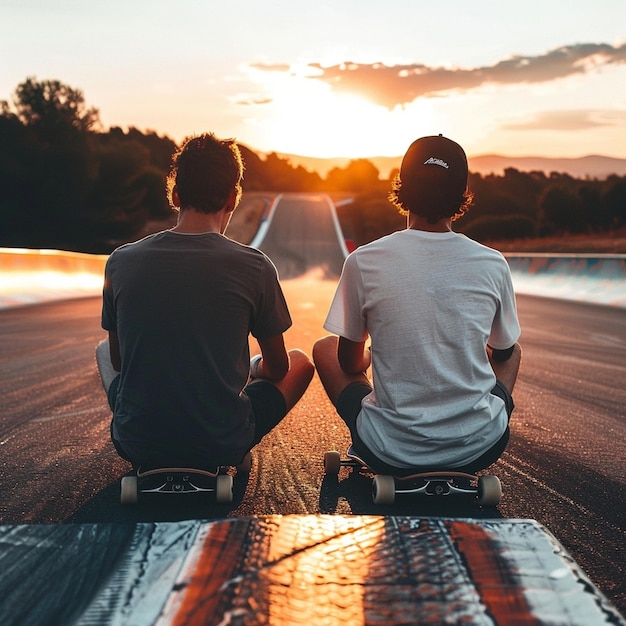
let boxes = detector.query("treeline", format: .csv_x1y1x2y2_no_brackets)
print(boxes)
1,78,624,253
339,166,626,248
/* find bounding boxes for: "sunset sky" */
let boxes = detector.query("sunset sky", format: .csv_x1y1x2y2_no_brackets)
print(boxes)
1,0,625,160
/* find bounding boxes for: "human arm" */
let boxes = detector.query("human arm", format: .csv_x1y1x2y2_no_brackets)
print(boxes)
102,255,121,372
338,337,371,374
251,334,290,381
323,253,369,375
487,343,522,393
486,259,522,391
108,331,121,372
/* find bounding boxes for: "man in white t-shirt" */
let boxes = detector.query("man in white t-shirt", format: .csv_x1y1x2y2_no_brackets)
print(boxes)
313,134,522,474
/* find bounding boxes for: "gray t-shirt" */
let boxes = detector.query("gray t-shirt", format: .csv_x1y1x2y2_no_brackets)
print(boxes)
102,230,291,466
324,229,521,469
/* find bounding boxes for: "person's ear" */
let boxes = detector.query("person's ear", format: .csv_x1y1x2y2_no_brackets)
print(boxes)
172,185,181,208
225,187,239,213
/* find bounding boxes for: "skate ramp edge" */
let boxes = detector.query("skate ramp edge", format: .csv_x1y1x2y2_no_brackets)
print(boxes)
1,249,625,310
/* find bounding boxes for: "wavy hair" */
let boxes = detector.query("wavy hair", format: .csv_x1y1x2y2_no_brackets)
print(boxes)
389,173,473,223
167,133,243,214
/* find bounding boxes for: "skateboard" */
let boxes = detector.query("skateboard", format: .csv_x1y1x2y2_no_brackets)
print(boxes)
323,447,502,506
120,451,252,505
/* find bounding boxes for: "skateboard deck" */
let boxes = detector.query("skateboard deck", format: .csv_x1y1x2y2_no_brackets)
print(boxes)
120,452,252,505
323,446,502,506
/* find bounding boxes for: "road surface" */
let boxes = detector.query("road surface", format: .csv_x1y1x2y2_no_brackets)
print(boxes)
251,192,348,279
0,193,624,617
0,290,624,616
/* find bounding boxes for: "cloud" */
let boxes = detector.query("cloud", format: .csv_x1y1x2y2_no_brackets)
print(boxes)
250,43,626,109
233,95,273,106
503,109,626,131
249,63,292,73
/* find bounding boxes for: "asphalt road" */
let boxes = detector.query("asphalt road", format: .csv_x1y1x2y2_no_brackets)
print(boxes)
253,193,347,279
0,286,624,616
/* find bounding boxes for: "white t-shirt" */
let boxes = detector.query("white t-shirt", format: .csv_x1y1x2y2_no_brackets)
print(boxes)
324,229,521,468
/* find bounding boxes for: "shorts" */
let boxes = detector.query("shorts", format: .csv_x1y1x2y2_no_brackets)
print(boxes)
335,380,514,475
244,380,288,446
107,376,287,464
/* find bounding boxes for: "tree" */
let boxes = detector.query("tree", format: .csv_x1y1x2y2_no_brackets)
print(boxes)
326,159,380,192
7,77,100,134
538,185,586,235
602,176,626,229
461,214,536,242
0,79,99,249
2,76,625,252
336,189,404,246
0,78,178,252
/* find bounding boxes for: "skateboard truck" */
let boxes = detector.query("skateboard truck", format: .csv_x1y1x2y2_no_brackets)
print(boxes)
324,448,502,506
120,451,252,505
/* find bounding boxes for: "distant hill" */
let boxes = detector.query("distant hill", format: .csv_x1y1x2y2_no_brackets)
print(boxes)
468,154,626,179
271,152,626,180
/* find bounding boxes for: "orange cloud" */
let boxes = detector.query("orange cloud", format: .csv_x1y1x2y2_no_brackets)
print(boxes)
250,43,626,109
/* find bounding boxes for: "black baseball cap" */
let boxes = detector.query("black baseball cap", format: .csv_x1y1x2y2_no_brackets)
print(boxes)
399,134,468,197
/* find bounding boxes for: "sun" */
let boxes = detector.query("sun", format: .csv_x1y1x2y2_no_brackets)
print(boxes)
242,67,438,158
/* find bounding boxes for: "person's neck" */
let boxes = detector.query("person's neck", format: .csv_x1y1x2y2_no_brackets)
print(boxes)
407,213,452,233
170,207,229,234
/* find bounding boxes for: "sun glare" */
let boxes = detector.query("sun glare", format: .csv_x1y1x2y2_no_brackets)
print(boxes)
243,66,439,158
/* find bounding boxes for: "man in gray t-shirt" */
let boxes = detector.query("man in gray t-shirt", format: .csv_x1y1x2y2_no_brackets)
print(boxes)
314,135,522,474
96,133,314,469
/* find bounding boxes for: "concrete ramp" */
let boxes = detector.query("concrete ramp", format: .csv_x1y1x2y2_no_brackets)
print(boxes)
507,253,626,308
250,193,348,279
1,516,623,626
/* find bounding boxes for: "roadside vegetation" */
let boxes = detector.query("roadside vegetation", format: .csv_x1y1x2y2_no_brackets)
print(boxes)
1,78,624,254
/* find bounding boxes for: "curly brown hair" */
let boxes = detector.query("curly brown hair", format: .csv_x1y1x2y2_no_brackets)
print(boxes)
388,173,473,223
167,133,244,214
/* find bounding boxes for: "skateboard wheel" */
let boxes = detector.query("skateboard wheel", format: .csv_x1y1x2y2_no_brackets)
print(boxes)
120,475,138,505
215,474,234,503
237,452,252,474
324,451,342,475
477,475,502,506
372,475,396,504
